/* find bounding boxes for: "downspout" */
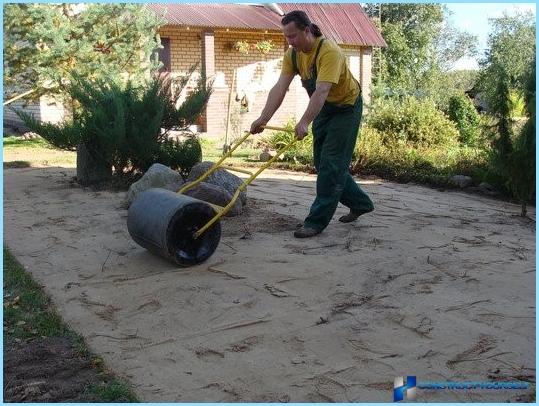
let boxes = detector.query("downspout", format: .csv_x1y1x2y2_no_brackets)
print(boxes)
264,3,284,16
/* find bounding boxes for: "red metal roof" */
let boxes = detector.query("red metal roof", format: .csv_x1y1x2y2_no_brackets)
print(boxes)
147,3,386,47
279,3,386,47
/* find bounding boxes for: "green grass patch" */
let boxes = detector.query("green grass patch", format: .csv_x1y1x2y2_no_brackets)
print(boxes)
3,135,52,149
3,160,31,169
86,379,139,403
3,136,77,167
3,246,139,402
3,247,68,341
201,137,265,164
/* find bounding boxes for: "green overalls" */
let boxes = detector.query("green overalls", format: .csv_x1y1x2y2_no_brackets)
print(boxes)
292,40,374,231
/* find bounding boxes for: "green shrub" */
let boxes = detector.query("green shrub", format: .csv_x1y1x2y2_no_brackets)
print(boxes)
158,137,202,178
509,90,526,118
353,123,488,186
366,96,460,148
447,94,481,145
18,71,211,183
264,119,313,164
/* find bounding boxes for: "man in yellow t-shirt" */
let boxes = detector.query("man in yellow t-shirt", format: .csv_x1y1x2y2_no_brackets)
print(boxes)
250,10,374,238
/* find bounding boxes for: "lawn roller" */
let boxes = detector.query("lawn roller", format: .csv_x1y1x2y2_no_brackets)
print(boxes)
127,125,296,267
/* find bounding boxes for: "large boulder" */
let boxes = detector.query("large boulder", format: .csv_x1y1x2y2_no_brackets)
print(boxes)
187,161,247,205
450,175,473,188
183,181,242,216
126,163,184,207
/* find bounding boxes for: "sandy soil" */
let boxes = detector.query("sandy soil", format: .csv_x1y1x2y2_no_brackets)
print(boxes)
3,166,535,402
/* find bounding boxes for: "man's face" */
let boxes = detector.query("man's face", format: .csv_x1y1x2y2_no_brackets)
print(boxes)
282,21,310,52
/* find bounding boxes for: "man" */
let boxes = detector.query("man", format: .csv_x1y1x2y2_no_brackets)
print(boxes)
250,10,374,238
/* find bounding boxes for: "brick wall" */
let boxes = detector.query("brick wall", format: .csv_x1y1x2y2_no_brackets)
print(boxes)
159,25,202,74
5,26,373,137
3,94,65,130
360,47,373,104
209,30,299,137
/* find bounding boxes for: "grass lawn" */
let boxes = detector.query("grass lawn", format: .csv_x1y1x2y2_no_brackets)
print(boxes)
200,137,314,173
3,246,139,402
3,135,76,168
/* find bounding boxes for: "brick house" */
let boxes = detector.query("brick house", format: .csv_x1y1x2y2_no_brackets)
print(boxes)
4,3,386,139
151,3,386,137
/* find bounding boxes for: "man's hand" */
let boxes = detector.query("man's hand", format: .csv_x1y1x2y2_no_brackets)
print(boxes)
250,117,267,134
295,120,309,140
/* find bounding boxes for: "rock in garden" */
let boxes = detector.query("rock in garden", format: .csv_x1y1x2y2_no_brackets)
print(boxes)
259,149,278,162
183,181,242,216
126,163,184,207
450,175,473,188
187,161,247,205
478,182,499,196
22,131,41,140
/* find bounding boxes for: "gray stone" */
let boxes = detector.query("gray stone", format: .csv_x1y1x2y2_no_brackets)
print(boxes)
450,175,473,188
479,182,495,192
126,163,184,207
22,131,41,140
259,148,284,162
183,181,242,216
161,181,186,193
259,151,272,162
478,182,499,196
187,161,247,205
259,149,279,162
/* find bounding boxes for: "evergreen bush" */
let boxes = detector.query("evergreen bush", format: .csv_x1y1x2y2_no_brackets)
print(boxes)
447,94,480,145
18,71,211,185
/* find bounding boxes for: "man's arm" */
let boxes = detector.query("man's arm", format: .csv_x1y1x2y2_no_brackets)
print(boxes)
295,81,332,140
250,74,294,134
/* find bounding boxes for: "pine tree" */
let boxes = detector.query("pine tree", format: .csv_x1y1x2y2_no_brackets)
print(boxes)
508,61,535,217
4,4,164,101
18,73,212,185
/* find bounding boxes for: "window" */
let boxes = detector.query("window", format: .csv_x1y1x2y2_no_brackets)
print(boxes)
158,38,171,73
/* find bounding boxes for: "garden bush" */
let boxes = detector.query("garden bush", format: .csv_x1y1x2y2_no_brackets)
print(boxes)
264,119,313,165
18,72,211,184
353,123,488,186
447,94,480,145
366,96,460,148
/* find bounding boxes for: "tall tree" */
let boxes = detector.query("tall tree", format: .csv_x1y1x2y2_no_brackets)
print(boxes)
477,11,536,113
363,4,477,97
3,4,164,101
509,60,536,217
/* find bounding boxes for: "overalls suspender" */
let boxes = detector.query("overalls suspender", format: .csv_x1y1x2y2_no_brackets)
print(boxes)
292,39,325,97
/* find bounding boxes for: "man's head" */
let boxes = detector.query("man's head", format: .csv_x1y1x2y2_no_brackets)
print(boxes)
281,10,321,52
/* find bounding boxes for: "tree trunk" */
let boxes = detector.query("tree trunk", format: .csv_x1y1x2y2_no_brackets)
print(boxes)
521,201,527,217
76,143,112,186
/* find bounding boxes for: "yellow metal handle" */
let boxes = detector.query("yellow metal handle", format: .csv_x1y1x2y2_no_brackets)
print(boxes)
261,125,291,132
178,125,293,196
193,129,297,238
178,124,296,239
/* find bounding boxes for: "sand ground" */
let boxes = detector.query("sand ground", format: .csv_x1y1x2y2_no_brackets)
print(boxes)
3,166,535,402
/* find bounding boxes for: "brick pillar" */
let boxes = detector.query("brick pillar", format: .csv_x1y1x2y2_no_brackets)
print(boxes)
202,31,215,78
201,31,215,132
360,47,372,105
205,86,230,137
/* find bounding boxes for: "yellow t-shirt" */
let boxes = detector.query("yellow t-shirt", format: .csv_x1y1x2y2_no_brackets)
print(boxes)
281,37,360,105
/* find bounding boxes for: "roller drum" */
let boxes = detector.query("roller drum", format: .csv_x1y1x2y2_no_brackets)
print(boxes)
127,188,221,266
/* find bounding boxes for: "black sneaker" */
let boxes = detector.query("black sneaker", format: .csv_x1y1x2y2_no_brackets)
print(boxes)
338,208,373,223
294,226,322,238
